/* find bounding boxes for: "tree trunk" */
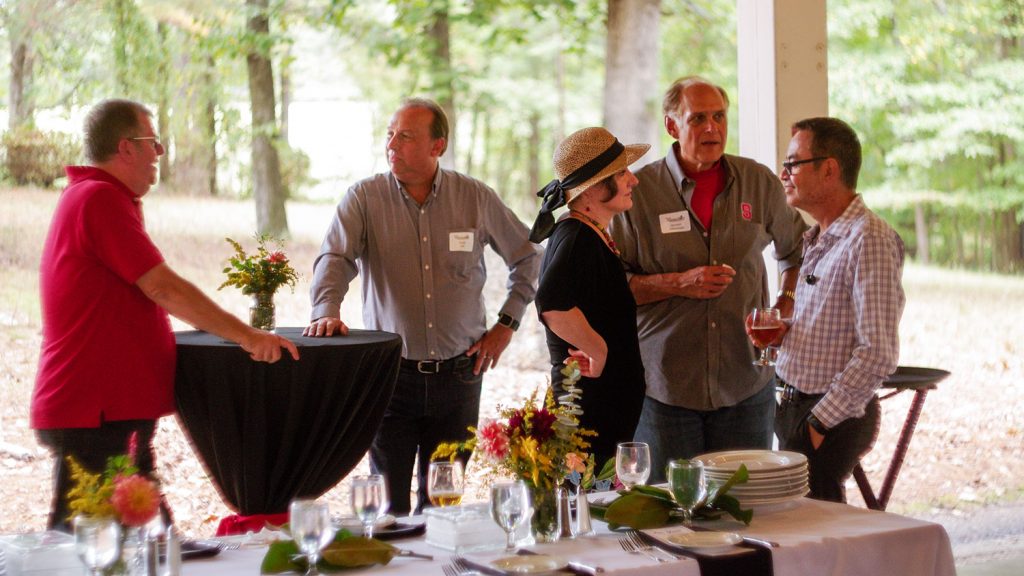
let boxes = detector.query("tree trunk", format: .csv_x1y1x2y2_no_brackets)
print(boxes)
110,0,131,95
203,54,218,197
914,203,930,264
528,111,541,200
280,44,292,143
8,35,35,130
246,0,289,236
156,22,172,183
428,5,455,170
604,0,661,163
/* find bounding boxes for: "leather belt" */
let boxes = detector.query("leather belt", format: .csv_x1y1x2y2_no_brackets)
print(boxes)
401,355,473,374
778,381,825,403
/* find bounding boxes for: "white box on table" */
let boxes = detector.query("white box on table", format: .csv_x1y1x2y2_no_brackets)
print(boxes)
0,531,81,575
424,503,532,553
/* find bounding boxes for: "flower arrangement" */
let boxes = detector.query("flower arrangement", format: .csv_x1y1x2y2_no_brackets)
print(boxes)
433,360,597,491
218,235,299,296
66,433,161,527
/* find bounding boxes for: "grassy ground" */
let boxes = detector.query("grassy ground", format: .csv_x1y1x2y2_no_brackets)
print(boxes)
1,186,1022,542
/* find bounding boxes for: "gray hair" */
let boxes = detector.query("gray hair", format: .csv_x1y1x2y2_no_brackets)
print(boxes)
83,99,152,164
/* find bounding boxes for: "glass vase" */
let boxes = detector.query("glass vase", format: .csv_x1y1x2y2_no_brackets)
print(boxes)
529,484,560,543
249,292,276,331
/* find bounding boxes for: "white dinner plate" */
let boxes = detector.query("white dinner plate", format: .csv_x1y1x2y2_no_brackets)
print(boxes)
695,450,807,473
735,488,809,506
730,483,809,499
491,554,567,574
709,468,807,484
666,531,743,551
335,514,396,531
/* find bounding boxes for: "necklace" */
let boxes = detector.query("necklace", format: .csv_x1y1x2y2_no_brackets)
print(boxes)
569,210,619,256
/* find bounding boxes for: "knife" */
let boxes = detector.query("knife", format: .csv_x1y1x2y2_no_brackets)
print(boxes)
566,560,606,575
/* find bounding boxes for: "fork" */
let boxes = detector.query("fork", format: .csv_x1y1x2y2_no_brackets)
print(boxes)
619,535,668,563
451,555,484,575
441,563,460,576
627,530,678,561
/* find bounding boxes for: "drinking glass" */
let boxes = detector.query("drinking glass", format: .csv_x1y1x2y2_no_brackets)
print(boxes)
427,460,464,508
668,459,707,526
350,474,389,539
750,307,783,366
615,441,651,489
73,516,121,576
289,499,334,576
489,481,531,551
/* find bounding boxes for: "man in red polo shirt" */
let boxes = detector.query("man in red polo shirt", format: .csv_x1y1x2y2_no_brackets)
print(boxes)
32,98,299,530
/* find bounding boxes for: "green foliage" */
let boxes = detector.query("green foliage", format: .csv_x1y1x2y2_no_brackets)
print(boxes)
218,235,300,295
277,142,317,199
0,127,81,187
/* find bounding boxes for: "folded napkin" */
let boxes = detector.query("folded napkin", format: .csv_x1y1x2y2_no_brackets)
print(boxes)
639,527,774,576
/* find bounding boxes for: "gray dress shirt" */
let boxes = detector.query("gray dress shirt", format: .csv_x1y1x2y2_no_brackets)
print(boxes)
610,149,806,411
310,168,541,361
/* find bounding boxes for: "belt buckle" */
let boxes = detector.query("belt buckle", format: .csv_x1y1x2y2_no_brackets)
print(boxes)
416,360,441,374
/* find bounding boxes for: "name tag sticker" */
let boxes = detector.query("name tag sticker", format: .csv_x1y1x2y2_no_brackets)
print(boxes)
449,231,475,252
660,211,691,234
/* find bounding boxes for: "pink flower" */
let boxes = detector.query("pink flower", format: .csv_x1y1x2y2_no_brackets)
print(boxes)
111,475,160,527
266,251,287,263
127,431,139,466
565,452,586,474
477,420,510,461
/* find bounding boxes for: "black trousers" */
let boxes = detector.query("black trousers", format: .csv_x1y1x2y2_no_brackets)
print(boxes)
775,394,881,503
36,419,171,531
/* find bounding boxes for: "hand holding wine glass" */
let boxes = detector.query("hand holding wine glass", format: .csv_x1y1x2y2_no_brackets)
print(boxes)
289,499,335,576
427,460,464,508
73,516,122,576
350,474,389,539
749,307,784,366
489,481,531,551
668,459,707,526
615,441,651,489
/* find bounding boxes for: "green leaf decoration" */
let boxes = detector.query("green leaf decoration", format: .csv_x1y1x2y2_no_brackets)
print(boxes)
596,457,617,481
604,492,674,529
260,539,301,574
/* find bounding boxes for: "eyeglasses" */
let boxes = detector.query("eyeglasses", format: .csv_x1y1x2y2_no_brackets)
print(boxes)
127,136,163,149
781,156,829,177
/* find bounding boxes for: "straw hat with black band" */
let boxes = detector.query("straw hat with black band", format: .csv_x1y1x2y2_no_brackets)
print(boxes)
529,127,650,243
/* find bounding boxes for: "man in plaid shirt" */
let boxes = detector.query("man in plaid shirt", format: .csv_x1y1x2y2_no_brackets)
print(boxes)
759,117,905,503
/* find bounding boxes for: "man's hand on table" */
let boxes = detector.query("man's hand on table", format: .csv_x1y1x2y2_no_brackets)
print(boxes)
466,324,514,375
303,316,349,337
242,330,299,363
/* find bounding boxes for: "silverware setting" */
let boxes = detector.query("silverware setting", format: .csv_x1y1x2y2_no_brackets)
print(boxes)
619,532,675,563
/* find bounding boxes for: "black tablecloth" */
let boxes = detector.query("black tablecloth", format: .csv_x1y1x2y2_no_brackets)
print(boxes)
174,328,402,516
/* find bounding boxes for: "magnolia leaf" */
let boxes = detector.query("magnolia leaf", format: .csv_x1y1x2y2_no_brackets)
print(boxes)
260,540,301,574
320,536,399,568
629,484,674,502
596,457,616,481
706,493,753,526
604,492,674,529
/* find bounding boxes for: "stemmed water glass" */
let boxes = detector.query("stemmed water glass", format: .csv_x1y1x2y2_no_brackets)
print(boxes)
427,460,464,508
750,307,783,366
289,499,335,576
615,441,651,489
350,474,389,539
73,516,122,576
668,459,707,526
489,481,531,551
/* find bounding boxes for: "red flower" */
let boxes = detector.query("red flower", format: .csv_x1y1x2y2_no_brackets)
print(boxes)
477,420,511,461
266,251,287,264
507,409,525,433
110,475,160,527
530,408,557,442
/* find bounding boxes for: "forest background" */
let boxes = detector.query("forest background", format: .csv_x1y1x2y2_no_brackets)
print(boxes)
1,0,1023,566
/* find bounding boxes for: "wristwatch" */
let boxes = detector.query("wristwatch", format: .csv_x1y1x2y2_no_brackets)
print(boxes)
807,413,829,435
776,288,796,301
497,313,520,331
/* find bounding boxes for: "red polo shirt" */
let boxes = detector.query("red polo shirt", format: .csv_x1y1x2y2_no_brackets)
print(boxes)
32,166,176,429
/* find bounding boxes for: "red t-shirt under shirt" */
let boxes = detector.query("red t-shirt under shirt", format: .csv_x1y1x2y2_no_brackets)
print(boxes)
32,166,175,429
684,161,726,230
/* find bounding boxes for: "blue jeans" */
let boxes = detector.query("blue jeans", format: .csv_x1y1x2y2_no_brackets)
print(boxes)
369,361,482,515
634,383,776,483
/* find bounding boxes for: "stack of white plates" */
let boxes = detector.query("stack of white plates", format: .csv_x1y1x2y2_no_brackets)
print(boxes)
692,449,809,506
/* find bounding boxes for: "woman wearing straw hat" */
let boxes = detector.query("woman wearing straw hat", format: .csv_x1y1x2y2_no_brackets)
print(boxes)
529,127,650,466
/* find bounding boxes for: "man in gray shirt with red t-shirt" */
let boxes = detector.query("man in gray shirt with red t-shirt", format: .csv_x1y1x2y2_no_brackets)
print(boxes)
306,98,540,514
611,77,807,481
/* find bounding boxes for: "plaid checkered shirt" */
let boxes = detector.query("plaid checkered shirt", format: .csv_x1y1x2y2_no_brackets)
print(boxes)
776,196,905,428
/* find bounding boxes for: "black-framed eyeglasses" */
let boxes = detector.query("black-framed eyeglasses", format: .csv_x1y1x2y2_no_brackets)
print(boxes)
782,156,829,176
128,136,162,149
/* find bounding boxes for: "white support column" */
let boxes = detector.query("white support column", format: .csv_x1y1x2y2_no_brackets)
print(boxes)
736,0,828,295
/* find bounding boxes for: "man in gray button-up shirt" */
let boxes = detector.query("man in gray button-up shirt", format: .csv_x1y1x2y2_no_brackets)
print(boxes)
610,77,806,481
306,98,541,513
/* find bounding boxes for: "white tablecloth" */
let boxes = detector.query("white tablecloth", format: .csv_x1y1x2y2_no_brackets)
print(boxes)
181,498,955,576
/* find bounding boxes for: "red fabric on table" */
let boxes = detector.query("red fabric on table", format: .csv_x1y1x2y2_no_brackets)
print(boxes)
215,512,289,536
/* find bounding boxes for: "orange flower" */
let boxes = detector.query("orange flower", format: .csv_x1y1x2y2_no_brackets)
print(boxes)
110,475,160,527
565,452,587,475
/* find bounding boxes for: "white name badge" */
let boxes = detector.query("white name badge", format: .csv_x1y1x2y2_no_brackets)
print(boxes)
449,231,475,252
660,211,691,233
